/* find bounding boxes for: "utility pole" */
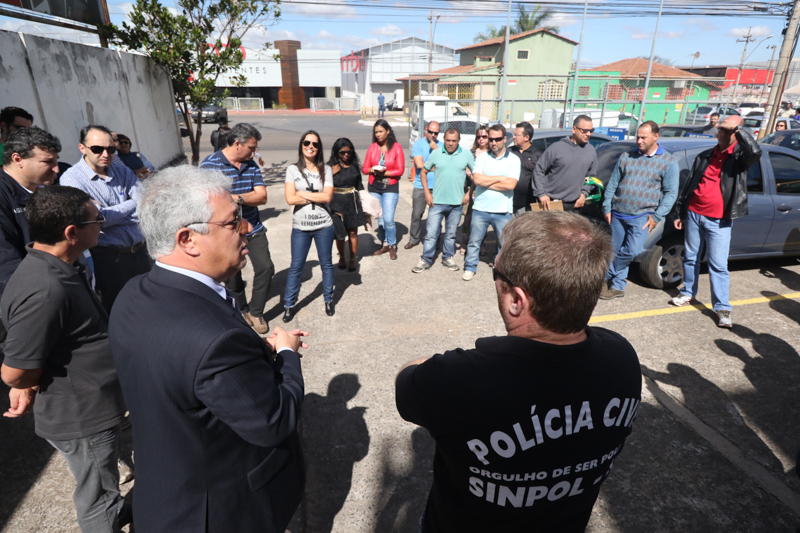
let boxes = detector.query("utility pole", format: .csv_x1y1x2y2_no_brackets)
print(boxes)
765,44,778,99
428,11,439,73
731,28,756,104
638,0,665,125
568,0,590,126
762,0,800,139
498,0,512,124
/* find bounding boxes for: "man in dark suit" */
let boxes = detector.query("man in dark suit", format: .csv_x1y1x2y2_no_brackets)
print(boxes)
109,166,308,532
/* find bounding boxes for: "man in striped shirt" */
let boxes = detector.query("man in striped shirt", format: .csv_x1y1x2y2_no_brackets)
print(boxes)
201,123,273,334
61,125,152,313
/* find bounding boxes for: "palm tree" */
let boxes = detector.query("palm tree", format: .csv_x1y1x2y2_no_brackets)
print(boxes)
473,4,559,43
514,4,559,34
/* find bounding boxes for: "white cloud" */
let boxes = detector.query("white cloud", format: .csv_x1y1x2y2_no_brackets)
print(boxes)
283,0,358,19
370,24,404,37
727,25,773,39
630,30,684,40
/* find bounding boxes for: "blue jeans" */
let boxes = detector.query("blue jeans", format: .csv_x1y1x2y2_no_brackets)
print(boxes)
370,191,399,246
284,225,335,308
47,425,124,533
421,204,462,264
605,213,650,290
464,210,511,273
680,210,732,311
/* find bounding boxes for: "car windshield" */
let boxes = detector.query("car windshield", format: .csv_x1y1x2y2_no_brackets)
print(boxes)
743,118,761,127
595,143,634,185
740,103,759,108
761,131,800,151
660,128,685,138
694,106,713,114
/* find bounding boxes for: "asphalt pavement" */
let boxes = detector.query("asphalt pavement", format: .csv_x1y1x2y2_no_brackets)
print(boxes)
2,111,800,532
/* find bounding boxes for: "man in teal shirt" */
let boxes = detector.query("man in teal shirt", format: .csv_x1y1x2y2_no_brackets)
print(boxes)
412,128,474,273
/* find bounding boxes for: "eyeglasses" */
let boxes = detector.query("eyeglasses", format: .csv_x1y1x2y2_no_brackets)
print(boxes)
77,214,106,227
303,140,321,149
492,266,515,286
575,127,595,134
427,129,440,136
488,136,505,143
476,134,488,139
87,145,117,155
185,206,244,233
338,150,352,156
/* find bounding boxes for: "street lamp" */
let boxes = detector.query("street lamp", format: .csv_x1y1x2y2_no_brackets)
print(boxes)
732,31,772,104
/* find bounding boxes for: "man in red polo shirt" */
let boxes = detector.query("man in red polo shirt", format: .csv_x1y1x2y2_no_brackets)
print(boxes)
670,115,761,327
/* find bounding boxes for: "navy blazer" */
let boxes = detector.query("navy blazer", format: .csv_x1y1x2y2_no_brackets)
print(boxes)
109,266,305,532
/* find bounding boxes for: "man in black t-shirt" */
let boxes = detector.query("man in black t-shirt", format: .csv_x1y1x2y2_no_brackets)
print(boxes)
396,211,642,533
1,187,127,532
510,121,541,215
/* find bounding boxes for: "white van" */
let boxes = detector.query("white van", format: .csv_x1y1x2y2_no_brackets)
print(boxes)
409,96,489,130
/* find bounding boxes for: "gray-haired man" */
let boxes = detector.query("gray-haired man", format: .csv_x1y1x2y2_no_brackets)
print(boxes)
201,123,273,334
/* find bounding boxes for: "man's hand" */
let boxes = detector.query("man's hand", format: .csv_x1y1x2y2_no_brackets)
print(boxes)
4,388,36,418
462,192,471,205
266,327,309,355
604,213,612,225
135,167,151,179
574,193,586,209
429,139,438,151
674,219,683,230
718,115,744,132
642,215,657,234
424,190,434,207
539,195,551,211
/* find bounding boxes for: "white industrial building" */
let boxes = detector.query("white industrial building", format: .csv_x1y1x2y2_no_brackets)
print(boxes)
341,37,458,108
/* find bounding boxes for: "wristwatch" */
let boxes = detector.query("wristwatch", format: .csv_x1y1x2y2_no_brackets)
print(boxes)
237,196,245,206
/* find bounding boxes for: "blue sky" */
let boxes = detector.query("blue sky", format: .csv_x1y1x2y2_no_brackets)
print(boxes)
0,0,791,70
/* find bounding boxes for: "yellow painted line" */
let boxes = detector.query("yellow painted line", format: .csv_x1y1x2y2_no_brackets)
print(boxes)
589,291,800,324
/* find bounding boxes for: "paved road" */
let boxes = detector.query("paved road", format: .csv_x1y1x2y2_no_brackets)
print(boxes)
2,113,800,532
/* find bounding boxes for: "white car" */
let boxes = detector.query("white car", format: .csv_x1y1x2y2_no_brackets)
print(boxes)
737,103,766,116
409,118,482,152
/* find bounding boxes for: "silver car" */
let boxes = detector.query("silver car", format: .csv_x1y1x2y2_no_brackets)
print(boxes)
686,105,740,125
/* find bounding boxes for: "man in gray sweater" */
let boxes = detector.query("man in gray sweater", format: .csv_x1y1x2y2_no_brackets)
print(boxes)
532,115,598,211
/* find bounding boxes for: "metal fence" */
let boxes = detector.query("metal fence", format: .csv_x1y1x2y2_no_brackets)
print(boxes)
237,97,264,112
406,73,735,142
221,97,238,112
310,96,362,112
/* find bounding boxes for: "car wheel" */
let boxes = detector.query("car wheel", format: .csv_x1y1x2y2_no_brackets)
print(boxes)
639,234,684,289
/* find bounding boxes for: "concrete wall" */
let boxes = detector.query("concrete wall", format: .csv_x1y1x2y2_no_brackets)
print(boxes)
508,33,574,76
0,30,182,168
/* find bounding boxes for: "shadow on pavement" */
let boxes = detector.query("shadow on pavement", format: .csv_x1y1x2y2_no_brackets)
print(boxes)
374,427,434,533
262,161,289,185
0,383,56,528
300,374,370,533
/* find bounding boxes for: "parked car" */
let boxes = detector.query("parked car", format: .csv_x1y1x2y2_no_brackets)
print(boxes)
760,129,800,152
190,103,228,123
593,138,800,288
742,116,800,137
686,105,740,125
737,102,766,116
658,124,714,138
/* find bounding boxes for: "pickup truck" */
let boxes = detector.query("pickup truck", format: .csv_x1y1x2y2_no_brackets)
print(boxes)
592,138,800,289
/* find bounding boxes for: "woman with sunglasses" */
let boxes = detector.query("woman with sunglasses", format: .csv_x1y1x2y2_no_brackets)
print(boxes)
328,138,365,272
283,130,335,321
362,119,405,260
461,125,491,255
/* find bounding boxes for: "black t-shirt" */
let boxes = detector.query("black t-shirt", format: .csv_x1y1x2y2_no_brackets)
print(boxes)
0,169,32,303
1,246,126,440
510,144,542,212
396,328,641,533
333,164,364,190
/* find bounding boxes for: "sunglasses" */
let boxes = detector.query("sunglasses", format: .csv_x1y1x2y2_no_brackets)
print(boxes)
303,140,321,149
87,145,117,155
488,136,505,143
338,150,352,156
77,214,106,227
427,129,440,136
476,134,488,139
185,206,244,233
575,127,595,134
492,266,515,286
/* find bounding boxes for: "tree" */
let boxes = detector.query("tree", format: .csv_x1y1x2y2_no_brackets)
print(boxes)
105,0,281,164
514,4,559,34
473,4,558,43
638,55,675,66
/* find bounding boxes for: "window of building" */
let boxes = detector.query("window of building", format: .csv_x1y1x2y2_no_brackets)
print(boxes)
537,80,565,99
604,84,624,100
517,50,529,60
578,86,590,97
667,87,690,100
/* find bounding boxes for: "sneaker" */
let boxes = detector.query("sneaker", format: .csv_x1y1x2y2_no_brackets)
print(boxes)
716,310,733,328
243,312,269,334
462,271,475,281
411,260,431,273
670,294,694,307
599,286,625,300
441,258,460,271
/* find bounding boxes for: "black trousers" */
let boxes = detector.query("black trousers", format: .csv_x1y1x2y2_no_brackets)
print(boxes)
226,228,275,318
409,188,430,245
91,244,153,314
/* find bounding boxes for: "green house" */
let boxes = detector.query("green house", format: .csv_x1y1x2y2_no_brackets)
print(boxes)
574,58,723,124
